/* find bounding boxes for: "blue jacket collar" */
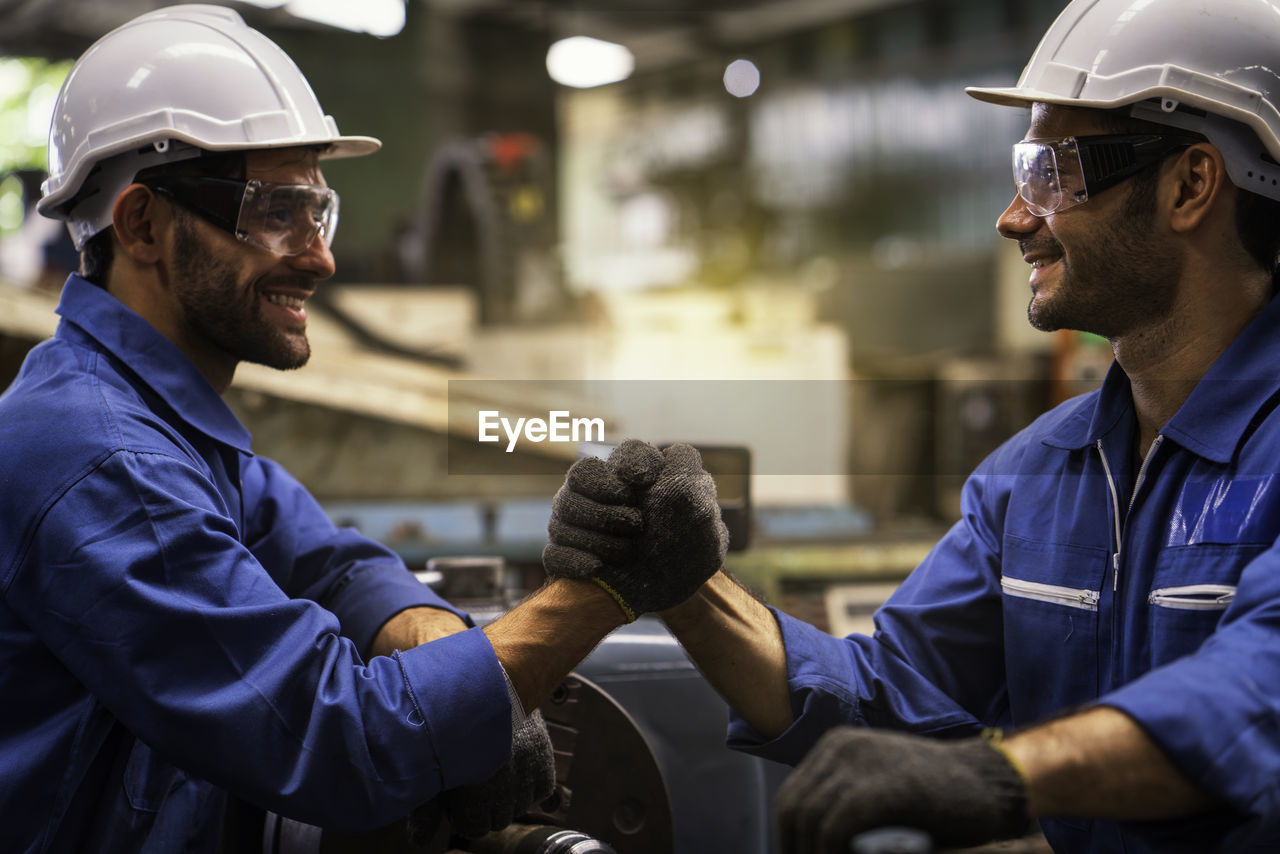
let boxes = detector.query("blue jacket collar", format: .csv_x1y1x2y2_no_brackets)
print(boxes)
55,274,253,454
1043,295,1280,464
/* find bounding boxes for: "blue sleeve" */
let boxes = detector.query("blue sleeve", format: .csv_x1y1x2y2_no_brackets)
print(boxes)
5,449,511,831
729,469,1009,766
241,456,466,655
1100,541,1280,842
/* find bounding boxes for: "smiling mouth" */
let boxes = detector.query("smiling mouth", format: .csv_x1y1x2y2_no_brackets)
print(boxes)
1026,255,1064,291
265,293,306,310
1027,252,1064,271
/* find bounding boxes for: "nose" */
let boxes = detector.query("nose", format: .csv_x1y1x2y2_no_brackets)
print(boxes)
288,233,336,280
996,192,1043,241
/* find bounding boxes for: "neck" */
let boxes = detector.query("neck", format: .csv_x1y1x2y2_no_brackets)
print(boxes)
108,267,237,395
1113,272,1271,450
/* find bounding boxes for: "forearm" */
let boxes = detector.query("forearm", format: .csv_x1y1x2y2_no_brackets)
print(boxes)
369,606,470,659
659,570,793,740
484,578,627,713
1003,705,1216,820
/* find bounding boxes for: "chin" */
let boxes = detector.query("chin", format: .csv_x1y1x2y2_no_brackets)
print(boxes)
275,350,311,371
1026,298,1064,333
248,340,311,372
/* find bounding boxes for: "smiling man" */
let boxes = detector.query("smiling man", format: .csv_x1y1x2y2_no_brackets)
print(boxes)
0,7,664,854
108,147,334,391
541,1,1280,852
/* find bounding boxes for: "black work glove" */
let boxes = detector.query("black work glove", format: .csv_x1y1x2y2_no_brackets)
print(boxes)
407,711,556,844
542,439,729,621
775,727,1029,854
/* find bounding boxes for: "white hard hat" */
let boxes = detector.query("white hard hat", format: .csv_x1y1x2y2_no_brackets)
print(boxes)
38,3,381,249
966,0,1280,203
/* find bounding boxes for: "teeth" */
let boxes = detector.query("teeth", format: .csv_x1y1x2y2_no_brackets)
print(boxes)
265,293,304,309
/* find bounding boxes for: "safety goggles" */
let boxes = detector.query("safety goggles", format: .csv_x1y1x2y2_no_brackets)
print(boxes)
141,176,339,256
1012,133,1202,216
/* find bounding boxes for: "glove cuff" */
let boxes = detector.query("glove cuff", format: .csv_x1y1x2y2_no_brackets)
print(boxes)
592,576,638,623
982,727,1031,785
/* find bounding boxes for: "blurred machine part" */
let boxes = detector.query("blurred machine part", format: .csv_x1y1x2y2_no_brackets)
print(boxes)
307,284,477,369
466,824,616,853
280,669,676,854
402,133,567,325
824,581,902,638
523,673,674,852
933,355,1049,519
462,610,787,853
846,351,1050,525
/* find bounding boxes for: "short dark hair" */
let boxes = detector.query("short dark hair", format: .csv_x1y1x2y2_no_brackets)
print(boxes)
79,229,115,288
78,150,246,288
1093,105,1280,284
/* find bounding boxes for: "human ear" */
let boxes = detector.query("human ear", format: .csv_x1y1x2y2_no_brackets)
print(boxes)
1168,143,1229,234
110,184,164,265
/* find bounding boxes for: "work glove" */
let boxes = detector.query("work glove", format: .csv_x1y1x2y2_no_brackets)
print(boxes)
774,727,1029,854
542,439,729,621
407,711,556,844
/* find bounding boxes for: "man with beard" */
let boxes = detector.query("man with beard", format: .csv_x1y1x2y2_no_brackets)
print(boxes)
0,7,709,854
542,1,1280,852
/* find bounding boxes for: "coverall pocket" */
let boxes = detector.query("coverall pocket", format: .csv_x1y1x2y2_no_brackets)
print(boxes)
1148,542,1263,666
1000,535,1107,726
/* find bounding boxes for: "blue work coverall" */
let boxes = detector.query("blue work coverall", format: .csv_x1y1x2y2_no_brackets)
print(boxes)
0,275,512,853
731,294,1280,852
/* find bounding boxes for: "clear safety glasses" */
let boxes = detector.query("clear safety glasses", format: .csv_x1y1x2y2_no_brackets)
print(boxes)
142,176,339,256
1012,133,1202,216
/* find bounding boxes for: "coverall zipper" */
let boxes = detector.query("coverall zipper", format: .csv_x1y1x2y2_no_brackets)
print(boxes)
1097,435,1163,692
1148,584,1236,610
1097,441,1124,592
1001,576,1100,610
1096,436,1163,592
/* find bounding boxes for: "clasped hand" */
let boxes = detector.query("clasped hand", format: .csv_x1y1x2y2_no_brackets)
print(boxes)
542,439,729,621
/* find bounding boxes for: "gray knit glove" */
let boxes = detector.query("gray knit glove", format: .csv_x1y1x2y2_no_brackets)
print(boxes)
407,711,556,843
775,728,1029,853
543,439,729,621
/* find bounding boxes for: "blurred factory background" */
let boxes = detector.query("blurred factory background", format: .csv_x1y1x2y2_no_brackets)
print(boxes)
0,0,1114,639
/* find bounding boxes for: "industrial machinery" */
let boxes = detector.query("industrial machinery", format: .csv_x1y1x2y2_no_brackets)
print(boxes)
255,591,788,854
421,561,788,854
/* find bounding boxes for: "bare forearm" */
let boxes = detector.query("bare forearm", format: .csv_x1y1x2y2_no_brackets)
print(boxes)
659,570,793,739
369,605,469,659
1003,706,1215,820
368,582,623,713
484,578,626,713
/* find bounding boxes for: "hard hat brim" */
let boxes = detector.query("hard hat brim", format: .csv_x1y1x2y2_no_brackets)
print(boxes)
963,86,1098,108
321,136,383,159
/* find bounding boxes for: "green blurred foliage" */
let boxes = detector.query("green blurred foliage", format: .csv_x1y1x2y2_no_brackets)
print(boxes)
0,57,71,234
0,57,71,173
